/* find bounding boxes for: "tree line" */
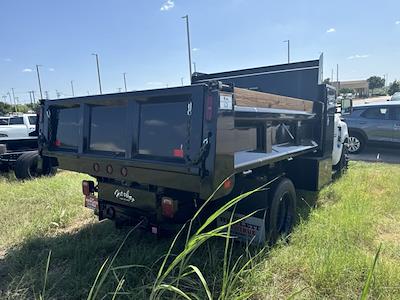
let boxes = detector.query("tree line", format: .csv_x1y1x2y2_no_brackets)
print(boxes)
323,76,400,96
0,102,38,115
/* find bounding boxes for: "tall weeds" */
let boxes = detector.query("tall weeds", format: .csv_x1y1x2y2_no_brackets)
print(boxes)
88,175,282,299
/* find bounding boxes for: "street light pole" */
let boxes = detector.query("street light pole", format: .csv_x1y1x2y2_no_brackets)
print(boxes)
283,40,290,63
123,72,127,92
182,15,192,83
71,80,75,97
36,64,44,99
92,53,102,94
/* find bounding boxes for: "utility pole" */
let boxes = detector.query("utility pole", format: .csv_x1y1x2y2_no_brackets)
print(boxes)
45,91,49,100
92,53,102,94
7,92,12,105
283,40,290,63
123,72,127,92
331,69,334,83
71,80,75,97
193,62,197,73
336,64,340,91
11,88,16,104
28,91,33,106
7,92,16,112
182,15,192,83
36,65,44,99
181,77,184,86
31,91,35,104
11,88,17,112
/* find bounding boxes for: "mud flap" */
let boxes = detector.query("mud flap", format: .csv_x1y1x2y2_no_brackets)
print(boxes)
217,210,266,244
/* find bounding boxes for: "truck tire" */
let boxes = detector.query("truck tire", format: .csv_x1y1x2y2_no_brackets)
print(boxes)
333,141,349,178
348,132,365,154
15,152,40,180
266,178,297,244
41,156,58,177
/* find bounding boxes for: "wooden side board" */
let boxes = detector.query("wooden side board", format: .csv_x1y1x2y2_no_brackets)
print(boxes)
234,88,314,113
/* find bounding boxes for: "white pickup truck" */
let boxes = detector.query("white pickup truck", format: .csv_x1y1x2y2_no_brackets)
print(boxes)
0,114,37,139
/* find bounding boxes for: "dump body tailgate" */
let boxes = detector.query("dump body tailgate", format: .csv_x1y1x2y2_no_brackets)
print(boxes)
40,85,212,193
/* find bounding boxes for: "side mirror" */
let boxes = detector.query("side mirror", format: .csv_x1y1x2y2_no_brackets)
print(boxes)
341,98,353,115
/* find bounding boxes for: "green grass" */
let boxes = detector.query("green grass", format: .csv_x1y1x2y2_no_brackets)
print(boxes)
0,162,399,299
240,162,400,299
0,171,93,248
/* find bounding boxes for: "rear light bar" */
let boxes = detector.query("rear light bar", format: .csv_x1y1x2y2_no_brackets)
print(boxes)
161,196,177,219
82,180,95,196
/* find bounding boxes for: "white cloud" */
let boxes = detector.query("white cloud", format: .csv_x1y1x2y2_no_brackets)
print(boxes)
3,58,12,62
22,68,33,72
160,0,174,11
347,54,369,60
395,20,400,25
48,67,55,72
192,47,200,52
326,28,336,33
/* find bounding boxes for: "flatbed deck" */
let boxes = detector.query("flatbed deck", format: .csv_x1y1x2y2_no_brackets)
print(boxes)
235,143,317,172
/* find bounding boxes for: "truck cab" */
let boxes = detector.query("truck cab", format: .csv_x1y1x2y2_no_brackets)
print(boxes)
0,114,37,139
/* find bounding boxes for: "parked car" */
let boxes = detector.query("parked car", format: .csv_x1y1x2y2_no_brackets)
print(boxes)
390,92,400,101
343,101,400,153
0,114,37,139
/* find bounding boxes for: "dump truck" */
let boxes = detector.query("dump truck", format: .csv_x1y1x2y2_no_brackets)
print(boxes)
36,57,351,243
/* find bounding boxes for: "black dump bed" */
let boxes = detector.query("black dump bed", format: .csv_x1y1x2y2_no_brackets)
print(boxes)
40,60,327,200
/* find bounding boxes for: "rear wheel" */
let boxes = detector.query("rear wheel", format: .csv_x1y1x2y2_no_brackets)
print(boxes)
41,156,57,177
333,141,349,178
348,133,365,154
266,178,297,244
15,152,40,180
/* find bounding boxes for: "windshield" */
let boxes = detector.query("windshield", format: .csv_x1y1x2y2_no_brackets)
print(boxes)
0,118,9,125
28,116,37,125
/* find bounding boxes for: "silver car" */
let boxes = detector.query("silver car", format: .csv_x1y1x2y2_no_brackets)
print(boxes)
391,92,400,101
343,101,400,153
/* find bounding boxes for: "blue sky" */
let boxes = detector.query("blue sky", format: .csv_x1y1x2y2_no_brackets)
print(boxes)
1,0,399,103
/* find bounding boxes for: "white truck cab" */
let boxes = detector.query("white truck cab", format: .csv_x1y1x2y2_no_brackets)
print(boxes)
0,114,37,140
332,97,352,169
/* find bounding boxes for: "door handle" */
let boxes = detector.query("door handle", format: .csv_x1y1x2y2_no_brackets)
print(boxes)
359,121,367,125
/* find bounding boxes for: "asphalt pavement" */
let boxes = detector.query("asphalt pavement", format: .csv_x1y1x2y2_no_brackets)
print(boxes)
349,145,400,164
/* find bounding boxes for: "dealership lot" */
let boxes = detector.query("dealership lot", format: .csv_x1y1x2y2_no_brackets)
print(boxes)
350,145,400,164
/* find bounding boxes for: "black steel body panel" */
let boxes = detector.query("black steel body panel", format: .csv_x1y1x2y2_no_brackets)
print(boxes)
287,156,333,191
192,58,334,158
193,59,322,101
40,59,330,209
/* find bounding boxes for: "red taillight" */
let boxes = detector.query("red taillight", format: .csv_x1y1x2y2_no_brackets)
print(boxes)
223,178,232,190
206,95,213,121
82,180,95,196
54,139,61,147
161,197,177,218
173,148,184,158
